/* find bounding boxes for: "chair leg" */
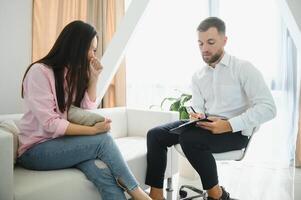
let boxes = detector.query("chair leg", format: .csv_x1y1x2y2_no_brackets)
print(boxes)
166,177,173,200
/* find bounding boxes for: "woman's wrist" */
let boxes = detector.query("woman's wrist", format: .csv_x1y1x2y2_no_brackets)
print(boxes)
88,126,97,135
65,123,97,136
88,78,98,88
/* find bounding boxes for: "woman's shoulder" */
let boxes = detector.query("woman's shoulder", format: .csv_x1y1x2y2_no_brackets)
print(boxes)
27,63,53,77
23,63,54,84
30,63,52,72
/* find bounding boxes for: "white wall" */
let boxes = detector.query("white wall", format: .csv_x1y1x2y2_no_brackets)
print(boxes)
0,0,32,114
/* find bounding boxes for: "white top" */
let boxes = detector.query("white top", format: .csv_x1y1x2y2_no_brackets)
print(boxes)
191,53,276,136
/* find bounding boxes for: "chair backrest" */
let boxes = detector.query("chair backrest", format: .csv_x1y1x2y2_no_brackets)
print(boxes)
235,133,254,161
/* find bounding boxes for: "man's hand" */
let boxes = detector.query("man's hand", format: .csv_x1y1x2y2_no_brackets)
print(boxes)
189,112,206,121
196,117,233,134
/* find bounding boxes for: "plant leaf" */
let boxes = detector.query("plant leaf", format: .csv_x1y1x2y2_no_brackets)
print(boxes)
180,94,192,105
170,100,181,111
179,106,190,119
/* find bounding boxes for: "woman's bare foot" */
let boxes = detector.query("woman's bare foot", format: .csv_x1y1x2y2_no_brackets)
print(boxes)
129,186,152,200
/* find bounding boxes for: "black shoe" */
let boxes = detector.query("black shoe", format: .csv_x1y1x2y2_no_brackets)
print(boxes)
206,186,238,200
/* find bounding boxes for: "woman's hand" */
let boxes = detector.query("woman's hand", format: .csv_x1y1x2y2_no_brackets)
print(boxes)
65,119,111,136
91,118,112,134
87,57,103,101
89,57,103,85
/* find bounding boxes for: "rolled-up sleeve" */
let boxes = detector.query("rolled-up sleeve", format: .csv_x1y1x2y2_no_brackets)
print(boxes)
23,64,69,137
80,91,98,109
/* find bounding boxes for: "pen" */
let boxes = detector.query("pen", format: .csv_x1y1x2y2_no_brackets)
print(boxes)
189,106,207,118
189,106,197,114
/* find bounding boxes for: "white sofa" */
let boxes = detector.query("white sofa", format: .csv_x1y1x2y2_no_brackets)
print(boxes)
0,107,179,200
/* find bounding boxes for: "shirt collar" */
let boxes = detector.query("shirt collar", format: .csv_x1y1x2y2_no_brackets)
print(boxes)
205,52,230,70
219,52,230,67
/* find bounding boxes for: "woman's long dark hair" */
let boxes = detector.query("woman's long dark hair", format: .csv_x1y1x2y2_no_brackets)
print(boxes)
22,20,98,113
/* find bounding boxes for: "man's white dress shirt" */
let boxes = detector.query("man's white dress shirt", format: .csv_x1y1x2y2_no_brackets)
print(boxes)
191,52,276,136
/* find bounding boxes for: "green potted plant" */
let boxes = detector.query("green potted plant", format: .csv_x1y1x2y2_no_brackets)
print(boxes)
150,92,192,120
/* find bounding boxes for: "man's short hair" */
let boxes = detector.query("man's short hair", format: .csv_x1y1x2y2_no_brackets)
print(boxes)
197,17,226,35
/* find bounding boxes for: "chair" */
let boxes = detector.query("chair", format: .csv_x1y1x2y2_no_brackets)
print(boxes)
173,132,255,200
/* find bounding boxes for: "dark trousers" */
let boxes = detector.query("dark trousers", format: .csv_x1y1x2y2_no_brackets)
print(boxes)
145,120,249,190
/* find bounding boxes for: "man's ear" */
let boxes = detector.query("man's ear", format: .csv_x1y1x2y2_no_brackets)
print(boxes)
223,36,228,46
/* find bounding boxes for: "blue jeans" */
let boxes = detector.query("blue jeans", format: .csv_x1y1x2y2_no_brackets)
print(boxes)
17,133,139,200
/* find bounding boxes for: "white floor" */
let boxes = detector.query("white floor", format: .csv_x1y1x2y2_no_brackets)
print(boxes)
170,164,301,200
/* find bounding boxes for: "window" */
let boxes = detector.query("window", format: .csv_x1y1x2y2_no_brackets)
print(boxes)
219,0,281,86
125,0,281,108
125,0,299,166
125,0,208,109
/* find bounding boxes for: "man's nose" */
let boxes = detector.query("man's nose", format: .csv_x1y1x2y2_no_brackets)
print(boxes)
201,43,210,52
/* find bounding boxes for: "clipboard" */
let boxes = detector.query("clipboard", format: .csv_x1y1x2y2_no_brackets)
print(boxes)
169,118,212,134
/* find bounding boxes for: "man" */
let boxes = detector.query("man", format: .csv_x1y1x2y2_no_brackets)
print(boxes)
145,17,276,200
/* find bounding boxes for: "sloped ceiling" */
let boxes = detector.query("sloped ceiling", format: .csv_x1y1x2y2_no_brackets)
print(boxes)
286,0,301,31
278,0,301,49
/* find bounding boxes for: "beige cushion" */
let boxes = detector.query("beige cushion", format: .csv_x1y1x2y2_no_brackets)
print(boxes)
68,105,105,126
0,120,20,163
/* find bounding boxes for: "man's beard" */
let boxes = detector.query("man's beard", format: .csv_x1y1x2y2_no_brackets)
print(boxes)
202,50,223,65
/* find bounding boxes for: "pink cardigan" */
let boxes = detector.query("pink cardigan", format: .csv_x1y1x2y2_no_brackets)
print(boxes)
18,63,98,156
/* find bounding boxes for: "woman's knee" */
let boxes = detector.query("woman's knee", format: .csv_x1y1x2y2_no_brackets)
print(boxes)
77,159,111,179
77,159,127,199
94,132,114,143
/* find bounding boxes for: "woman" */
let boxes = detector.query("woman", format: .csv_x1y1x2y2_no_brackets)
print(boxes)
17,20,151,200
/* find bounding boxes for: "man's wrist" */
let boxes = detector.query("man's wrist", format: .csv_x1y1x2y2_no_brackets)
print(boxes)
226,120,233,132
228,116,245,133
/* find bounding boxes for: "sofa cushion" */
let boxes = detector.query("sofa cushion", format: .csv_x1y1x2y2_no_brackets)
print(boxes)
14,167,101,200
14,136,147,200
68,105,105,126
0,120,20,164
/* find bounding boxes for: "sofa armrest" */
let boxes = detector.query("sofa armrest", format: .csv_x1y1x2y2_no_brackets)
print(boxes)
126,108,179,178
126,108,179,137
90,107,128,138
0,130,14,200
